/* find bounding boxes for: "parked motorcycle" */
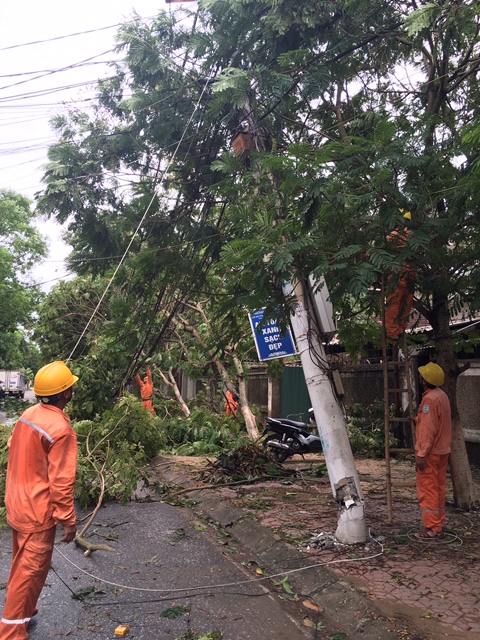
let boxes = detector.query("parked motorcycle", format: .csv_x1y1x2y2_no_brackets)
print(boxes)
262,410,322,462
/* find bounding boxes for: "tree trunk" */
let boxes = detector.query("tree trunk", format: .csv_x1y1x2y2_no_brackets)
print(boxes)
228,350,259,440
432,294,478,509
173,308,259,439
158,368,191,418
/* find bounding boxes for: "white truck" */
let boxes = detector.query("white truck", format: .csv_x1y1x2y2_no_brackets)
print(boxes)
0,370,27,399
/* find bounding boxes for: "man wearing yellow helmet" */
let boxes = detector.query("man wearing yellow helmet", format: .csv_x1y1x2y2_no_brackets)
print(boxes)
0,361,78,639
414,362,452,540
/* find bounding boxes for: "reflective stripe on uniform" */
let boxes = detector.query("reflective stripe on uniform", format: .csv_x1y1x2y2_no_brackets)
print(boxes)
19,418,54,443
1,617,31,624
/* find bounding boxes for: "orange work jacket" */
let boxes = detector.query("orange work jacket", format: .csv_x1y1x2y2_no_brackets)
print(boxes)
5,403,77,533
415,387,452,458
136,368,153,401
224,390,238,417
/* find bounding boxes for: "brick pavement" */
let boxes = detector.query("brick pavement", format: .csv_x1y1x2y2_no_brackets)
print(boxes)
221,457,480,638
329,542,480,633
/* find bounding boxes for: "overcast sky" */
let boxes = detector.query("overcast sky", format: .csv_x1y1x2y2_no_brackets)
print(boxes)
0,0,189,290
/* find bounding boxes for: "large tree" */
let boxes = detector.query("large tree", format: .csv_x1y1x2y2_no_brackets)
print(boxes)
37,0,479,507
0,190,46,368
200,0,480,509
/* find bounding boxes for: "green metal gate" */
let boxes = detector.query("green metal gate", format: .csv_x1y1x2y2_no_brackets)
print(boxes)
280,367,311,421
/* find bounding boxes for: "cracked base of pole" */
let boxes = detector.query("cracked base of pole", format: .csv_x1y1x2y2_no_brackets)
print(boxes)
335,503,367,544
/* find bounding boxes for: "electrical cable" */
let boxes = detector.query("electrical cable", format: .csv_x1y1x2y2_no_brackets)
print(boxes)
406,527,463,545
0,60,120,80
0,51,116,92
53,533,385,595
0,16,161,52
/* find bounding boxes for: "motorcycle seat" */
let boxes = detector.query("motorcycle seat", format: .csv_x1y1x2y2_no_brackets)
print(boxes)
267,418,306,429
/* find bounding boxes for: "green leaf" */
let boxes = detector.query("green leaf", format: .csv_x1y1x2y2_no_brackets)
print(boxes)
404,3,439,36
161,605,189,619
274,576,295,595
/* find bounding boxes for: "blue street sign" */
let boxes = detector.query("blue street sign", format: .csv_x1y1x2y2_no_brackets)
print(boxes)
248,308,297,361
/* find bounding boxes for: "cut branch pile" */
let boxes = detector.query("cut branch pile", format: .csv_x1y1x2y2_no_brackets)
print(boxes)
199,443,295,484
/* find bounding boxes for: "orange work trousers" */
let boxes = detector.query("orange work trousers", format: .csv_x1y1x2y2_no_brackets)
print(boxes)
416,453,449,533
385,282,413,339
142,399,154,416
0,527,56,639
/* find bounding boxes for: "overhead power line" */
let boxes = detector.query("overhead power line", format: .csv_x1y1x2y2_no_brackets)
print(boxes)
0,19,152,51
0,59,120,80
0,80,106,103
0,52,117,92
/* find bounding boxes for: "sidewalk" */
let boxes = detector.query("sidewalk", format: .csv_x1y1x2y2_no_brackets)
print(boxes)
152,454,480,640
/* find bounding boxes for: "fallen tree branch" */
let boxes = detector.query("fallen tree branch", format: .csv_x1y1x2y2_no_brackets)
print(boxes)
162,475,293,500
75,454,112,556
74,536,116,557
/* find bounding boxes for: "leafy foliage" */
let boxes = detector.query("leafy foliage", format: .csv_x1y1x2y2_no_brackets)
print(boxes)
32,0,480,504
74,394,167,507
0,190,46,368
346,401,393,458
0,422,13,525
160,404,248,457
1,394,247,520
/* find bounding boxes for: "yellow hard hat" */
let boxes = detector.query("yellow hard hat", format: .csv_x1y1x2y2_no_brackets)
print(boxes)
418,362,444,386
33,361,79,396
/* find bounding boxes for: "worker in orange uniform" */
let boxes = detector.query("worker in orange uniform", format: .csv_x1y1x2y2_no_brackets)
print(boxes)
224,390,239,417
0,361,78,639
135,367,154,415
414,362,452,540
385,211,416,339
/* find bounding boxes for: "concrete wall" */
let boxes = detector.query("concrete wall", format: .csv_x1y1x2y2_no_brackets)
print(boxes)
179,358,480,447
338,364,385,408
457,362,480,444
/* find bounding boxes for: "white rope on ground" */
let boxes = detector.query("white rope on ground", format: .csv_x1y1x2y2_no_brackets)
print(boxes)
53,534,385,595
406,527,463,545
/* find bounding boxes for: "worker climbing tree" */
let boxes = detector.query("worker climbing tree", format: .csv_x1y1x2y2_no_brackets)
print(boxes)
135,367,155,416
224,389,239,417
384,211,416,340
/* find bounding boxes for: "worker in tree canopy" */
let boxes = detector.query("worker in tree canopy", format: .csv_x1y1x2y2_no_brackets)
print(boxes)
414,362,452,540
135,367,154,416
384,210,416,340
224,389,239,417
0,361,78,640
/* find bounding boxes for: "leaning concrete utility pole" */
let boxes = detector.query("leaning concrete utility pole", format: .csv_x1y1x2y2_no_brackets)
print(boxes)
238,98,366,542
283,279,367,544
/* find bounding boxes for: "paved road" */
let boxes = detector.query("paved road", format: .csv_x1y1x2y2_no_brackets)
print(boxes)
0,395,314,639
0,501,316,640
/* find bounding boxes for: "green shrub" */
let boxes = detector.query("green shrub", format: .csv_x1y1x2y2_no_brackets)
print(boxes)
160,406,248,457
0,422,13,525
74,394,167,507
346,401,389,458
1,397,26,418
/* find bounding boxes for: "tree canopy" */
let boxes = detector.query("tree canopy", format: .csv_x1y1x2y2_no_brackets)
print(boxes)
35,0,480,505
0,189,46,368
